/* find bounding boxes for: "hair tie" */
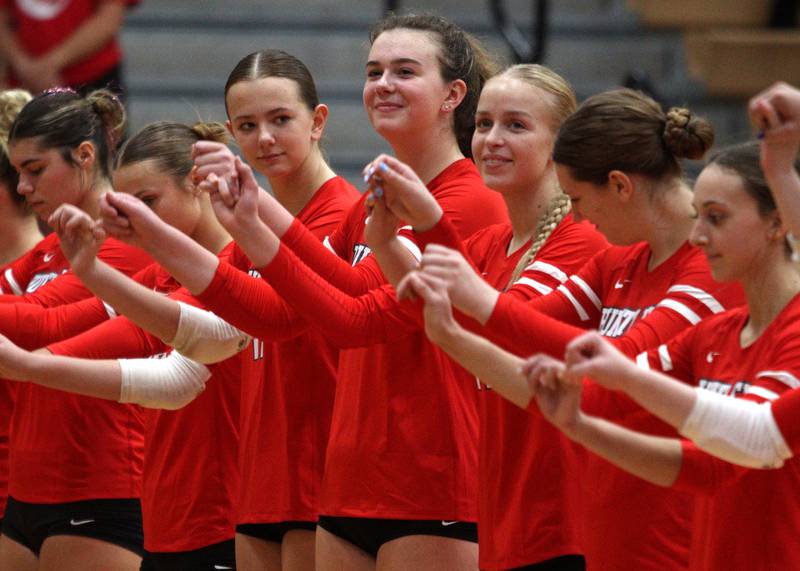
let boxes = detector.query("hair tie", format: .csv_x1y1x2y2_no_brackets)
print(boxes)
41,86,77,96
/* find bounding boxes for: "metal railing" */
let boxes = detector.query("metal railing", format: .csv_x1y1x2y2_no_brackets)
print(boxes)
383,0,550,64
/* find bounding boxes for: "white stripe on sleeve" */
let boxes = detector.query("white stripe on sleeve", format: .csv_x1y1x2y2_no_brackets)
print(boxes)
635,352,650,370
322,236,336,254
569,275,602,311
103,302,117,319
756,371,800,390
657,299,702,325
514,277,553,295
745,385,781,402
658,344,673,372
666,284,725,313
526,261,568,284
396,235,422,262
4,268,23,296
557,284,590,321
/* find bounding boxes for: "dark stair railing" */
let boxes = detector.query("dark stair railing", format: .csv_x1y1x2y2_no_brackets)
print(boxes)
383,0,550,64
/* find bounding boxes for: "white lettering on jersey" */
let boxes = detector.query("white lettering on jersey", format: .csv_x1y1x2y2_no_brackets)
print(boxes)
598,304,656,338
599,307,641,338
698,379,751,397
351,243,372,266
25,269,68,293
16,0,70,21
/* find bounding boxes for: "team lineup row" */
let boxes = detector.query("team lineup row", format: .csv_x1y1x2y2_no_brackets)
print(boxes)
0,10,798,571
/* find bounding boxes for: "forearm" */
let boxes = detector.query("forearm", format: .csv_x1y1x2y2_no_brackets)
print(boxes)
226,217,280,270
43,1,125,70
569,413,683,486
22,348,122,401
138,223,220,295
75,260,180,343
372,237,419,288
767,168,800,241
432,323,532,408
256,189,295,237
613,364,697,430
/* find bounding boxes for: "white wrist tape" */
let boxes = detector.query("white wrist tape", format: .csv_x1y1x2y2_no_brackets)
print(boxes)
169,301,251,364
680,388,792,469
118,351,210,410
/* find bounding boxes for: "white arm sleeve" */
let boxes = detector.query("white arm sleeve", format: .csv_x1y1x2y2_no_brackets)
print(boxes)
118,351,210,410
168,301,251,364
680,388,793,469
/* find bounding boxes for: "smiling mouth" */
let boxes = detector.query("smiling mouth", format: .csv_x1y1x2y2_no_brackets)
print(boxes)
482,157,511,165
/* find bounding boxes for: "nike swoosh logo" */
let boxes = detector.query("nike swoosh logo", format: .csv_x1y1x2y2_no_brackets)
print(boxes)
43,253,55,263
441,520,458,526
214,566,233,570
69,518,95,526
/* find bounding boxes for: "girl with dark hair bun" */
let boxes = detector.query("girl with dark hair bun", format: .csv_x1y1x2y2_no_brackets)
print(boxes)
0,119,242,570
524,140,800,570
0,88,151,570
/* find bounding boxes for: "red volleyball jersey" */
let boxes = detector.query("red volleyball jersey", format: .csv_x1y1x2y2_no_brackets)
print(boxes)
483,241,744,570
638,294,800,570
253,160,507,520
200,176,357,525
195,162,505,520
465,217,606,569
45,244,243,552
5,234,151,504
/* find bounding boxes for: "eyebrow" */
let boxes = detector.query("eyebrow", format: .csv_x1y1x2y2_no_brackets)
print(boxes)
19,158,40,168
232,107,291,121
365,57,423,68
476,110,534,118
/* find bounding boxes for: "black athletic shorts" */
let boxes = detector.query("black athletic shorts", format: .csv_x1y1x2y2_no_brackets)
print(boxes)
317,515,477,558
235,521,317,544
1,496,144,557
512,554,586,570
140,538,236,571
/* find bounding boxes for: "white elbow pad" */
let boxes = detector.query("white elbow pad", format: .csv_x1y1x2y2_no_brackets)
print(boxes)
169,301,251,364
680,388,792,469
118,351,211,410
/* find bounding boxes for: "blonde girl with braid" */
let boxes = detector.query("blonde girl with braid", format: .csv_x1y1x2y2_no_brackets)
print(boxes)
361,64,608,570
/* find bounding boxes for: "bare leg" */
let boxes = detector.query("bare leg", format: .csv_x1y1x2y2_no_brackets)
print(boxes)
0,534,37,571
315,525,375,571
281,529,316,571
377,536,478,571
235,532,282,571
38,535,141,571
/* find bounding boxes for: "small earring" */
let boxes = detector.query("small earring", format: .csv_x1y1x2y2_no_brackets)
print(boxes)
442,104,451,112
